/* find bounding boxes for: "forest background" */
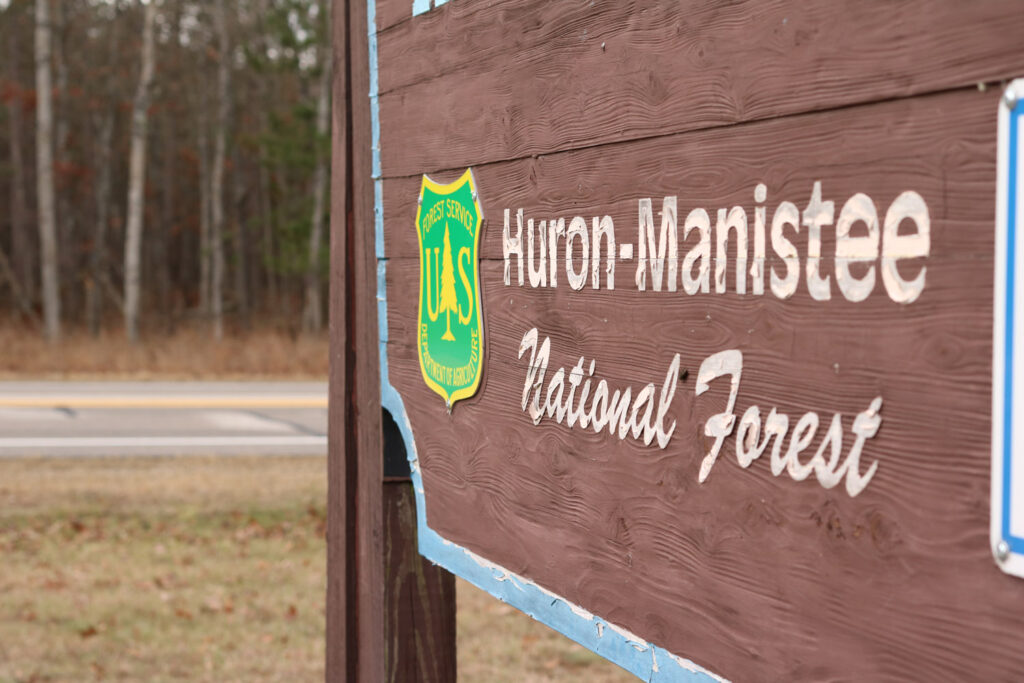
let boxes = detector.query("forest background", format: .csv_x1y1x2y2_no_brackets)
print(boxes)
0,2,638,679
0,0,332,351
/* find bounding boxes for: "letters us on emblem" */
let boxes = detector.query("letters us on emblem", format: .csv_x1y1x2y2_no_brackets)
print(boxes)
416,169,485,409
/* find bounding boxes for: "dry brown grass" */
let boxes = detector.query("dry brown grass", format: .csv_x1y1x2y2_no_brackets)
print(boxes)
0,456,328,683
0,456,636,682
0,322,328,379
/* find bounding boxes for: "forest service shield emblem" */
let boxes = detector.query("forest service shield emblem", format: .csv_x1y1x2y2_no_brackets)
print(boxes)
415,169,484,411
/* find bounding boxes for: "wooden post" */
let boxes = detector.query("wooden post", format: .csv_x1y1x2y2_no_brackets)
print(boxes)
324,0,355,677
383,481,458,682
327,1,457,681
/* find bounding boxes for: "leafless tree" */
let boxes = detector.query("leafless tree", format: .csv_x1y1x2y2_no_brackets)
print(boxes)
302,0,331,333
1,0,333,336
5,24,32,314
123,0,158,342
210,0,231,340
35,0,60,341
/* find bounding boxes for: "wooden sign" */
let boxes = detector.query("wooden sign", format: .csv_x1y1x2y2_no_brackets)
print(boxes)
366,1,1024,679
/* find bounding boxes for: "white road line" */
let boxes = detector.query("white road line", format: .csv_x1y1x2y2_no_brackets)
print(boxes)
0,436,327,449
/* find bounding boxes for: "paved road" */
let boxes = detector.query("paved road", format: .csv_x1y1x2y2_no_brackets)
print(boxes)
0,381,327,456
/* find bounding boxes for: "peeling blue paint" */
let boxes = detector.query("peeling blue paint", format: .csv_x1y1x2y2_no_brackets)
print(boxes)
369,2,724,680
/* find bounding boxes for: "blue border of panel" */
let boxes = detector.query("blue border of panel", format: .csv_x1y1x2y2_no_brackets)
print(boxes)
1004,105,1024,555
367,2,723,681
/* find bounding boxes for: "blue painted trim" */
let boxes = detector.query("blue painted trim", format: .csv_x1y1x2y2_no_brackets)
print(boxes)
412,0,430,16
1004,105,1024,554
368,2,723,680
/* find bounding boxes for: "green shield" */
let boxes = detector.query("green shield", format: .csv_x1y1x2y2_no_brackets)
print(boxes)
415,169,484,410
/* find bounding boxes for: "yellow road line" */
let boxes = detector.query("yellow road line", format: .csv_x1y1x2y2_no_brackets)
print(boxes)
0,396,328,409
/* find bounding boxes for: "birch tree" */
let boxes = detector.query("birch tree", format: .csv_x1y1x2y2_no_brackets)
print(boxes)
301,0,331,333
123,0,157,342
210,0,230,340
0,0,337,333
35,0,60,341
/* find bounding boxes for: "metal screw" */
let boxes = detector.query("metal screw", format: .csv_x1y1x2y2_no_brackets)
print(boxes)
1004,87,1018,111
996,540,1010,563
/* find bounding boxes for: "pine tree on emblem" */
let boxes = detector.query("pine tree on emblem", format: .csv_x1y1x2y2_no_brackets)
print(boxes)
439,223,458,341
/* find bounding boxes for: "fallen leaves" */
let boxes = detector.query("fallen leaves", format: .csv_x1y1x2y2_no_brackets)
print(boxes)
41,576,68,591
201,596,234,615
0,458,330,682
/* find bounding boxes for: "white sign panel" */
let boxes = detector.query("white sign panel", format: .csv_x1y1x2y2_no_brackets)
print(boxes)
993,78,1024,579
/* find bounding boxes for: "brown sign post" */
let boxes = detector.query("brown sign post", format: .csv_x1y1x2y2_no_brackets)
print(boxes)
329,1,1024,680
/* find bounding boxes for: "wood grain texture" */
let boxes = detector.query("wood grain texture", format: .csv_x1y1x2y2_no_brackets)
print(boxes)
331,4,459,677
384,482,457,683
352,0,388,679
382,87,997,262
376,0,1024,178
326,0,352,680
379,78,1024,680
375,0,410,35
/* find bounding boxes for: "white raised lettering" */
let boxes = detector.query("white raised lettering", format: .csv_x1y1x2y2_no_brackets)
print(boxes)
882,191,930,303
835,193,879,303
503,208,524,286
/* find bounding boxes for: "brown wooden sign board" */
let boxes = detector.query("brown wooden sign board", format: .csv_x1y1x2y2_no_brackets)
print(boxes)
364,1,1024,679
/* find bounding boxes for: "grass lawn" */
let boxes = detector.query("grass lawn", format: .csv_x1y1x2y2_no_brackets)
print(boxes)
0,456,633,682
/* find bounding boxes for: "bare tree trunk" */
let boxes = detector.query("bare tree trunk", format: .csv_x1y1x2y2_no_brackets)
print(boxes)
254,1,278,313
272,163,292,320
103,203,125,312
6,29,32,307
53,0,75,308
210,0,229,340
160,116,174,333
231,148,250,328
256,133,277,310
301,1,331,334
123,1,158,343
198,85,211,315
88,11,120,337
35,0,61,342
0,247,33,317
4,109,31,316
88,108,114,337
